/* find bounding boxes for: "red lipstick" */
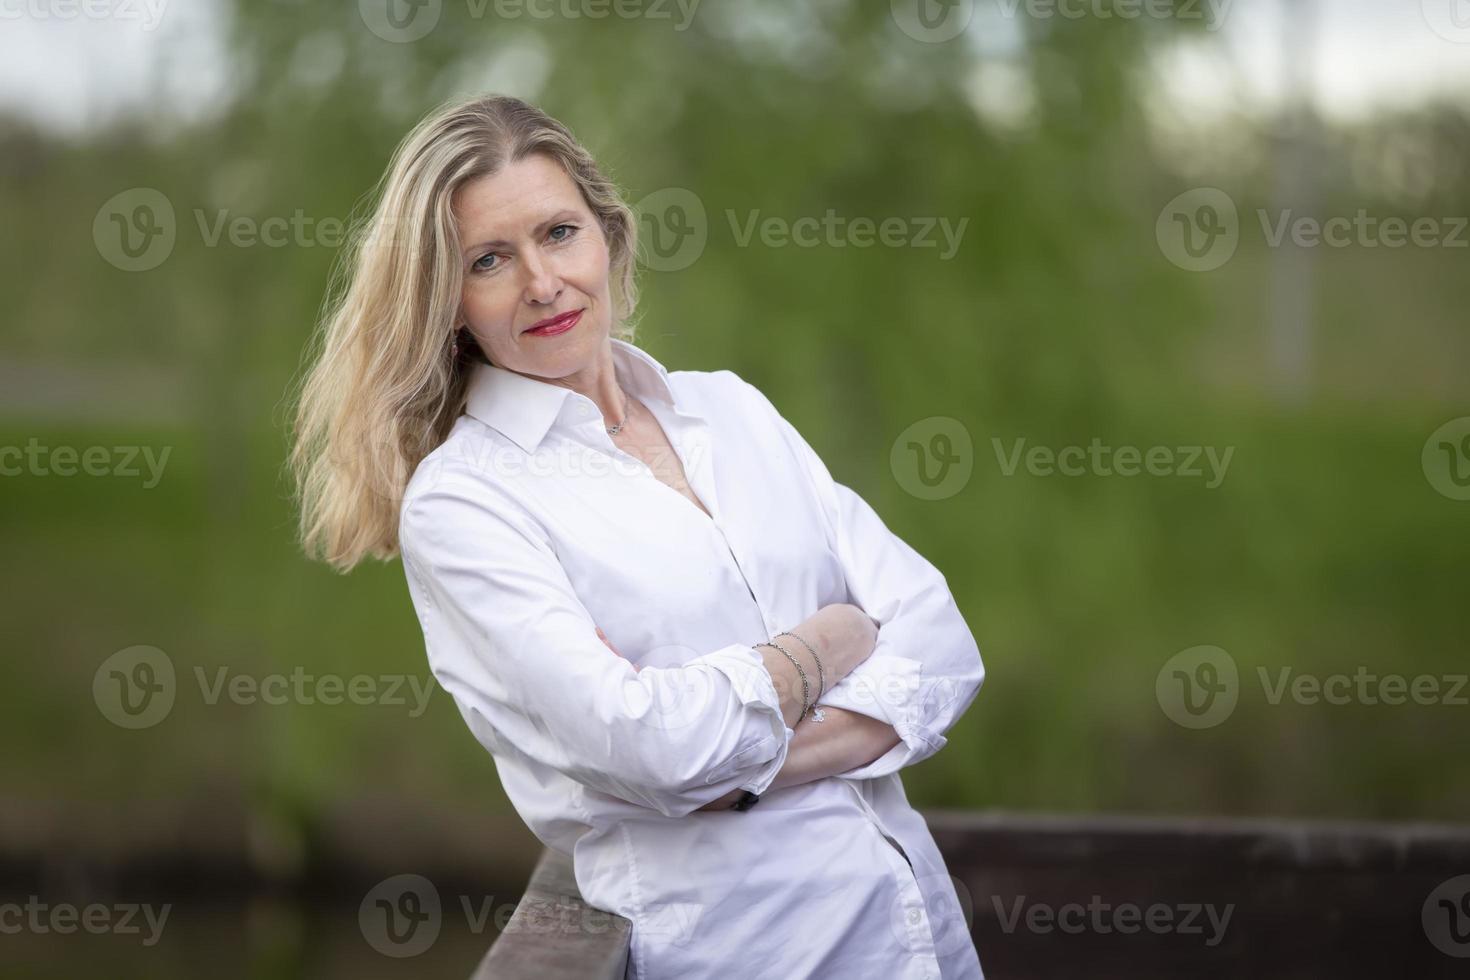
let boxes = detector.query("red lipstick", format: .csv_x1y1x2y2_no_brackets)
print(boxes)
524,309,583,337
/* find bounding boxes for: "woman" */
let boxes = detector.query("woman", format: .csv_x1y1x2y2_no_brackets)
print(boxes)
290,94,986,979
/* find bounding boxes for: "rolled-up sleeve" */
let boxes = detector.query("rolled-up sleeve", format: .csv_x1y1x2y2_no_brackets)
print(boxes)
737,377,985,780
398,476,791,818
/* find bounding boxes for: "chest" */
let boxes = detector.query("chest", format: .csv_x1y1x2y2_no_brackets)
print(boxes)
515,402,848,665
611,410,711,519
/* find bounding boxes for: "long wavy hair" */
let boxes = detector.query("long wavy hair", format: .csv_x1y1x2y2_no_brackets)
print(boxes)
288,94,641,572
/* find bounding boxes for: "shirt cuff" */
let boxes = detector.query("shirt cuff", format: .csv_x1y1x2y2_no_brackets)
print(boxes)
816,654,948,780
693,643,794,794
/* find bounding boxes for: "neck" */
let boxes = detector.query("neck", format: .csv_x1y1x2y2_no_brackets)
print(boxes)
547,341,627,426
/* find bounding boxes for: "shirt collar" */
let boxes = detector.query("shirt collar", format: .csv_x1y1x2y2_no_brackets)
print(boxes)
462,337,679,454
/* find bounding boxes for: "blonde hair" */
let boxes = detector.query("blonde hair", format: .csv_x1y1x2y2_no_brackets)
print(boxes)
288,94,641,572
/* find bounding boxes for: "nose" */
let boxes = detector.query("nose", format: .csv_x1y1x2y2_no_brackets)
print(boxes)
521,246,563,306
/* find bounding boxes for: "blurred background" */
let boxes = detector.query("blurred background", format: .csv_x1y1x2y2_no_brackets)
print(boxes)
2,0,1467,976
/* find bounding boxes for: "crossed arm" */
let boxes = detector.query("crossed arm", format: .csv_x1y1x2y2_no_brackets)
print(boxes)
597,627,901,810
700,705,901,809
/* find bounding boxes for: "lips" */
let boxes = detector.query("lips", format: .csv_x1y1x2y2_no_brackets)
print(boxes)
524,309,583,337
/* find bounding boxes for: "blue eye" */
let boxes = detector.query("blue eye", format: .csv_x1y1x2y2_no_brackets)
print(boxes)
471,225,576,273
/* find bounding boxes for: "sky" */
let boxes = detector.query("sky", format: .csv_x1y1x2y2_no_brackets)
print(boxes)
0,0,1467,136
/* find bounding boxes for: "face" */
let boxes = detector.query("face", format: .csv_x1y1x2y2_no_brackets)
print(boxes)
452,152,613,378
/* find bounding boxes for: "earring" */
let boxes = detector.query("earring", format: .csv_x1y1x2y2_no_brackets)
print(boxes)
451,328,462,358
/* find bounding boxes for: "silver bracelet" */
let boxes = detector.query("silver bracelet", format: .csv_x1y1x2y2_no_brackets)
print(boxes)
756,639,810,719
776,630,827,723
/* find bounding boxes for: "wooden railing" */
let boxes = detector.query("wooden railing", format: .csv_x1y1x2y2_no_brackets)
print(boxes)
471,847,630,980
474,811,1470,979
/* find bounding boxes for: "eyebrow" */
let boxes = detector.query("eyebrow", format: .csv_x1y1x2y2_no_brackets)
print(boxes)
461,209,582,257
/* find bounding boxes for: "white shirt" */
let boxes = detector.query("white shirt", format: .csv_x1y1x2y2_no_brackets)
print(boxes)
398,337,987,979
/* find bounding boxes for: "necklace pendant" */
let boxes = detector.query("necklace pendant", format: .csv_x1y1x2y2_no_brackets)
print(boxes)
605,386,630,436
810,706,826,723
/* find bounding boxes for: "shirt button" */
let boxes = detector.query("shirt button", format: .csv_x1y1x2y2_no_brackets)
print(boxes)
907,908,923,924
